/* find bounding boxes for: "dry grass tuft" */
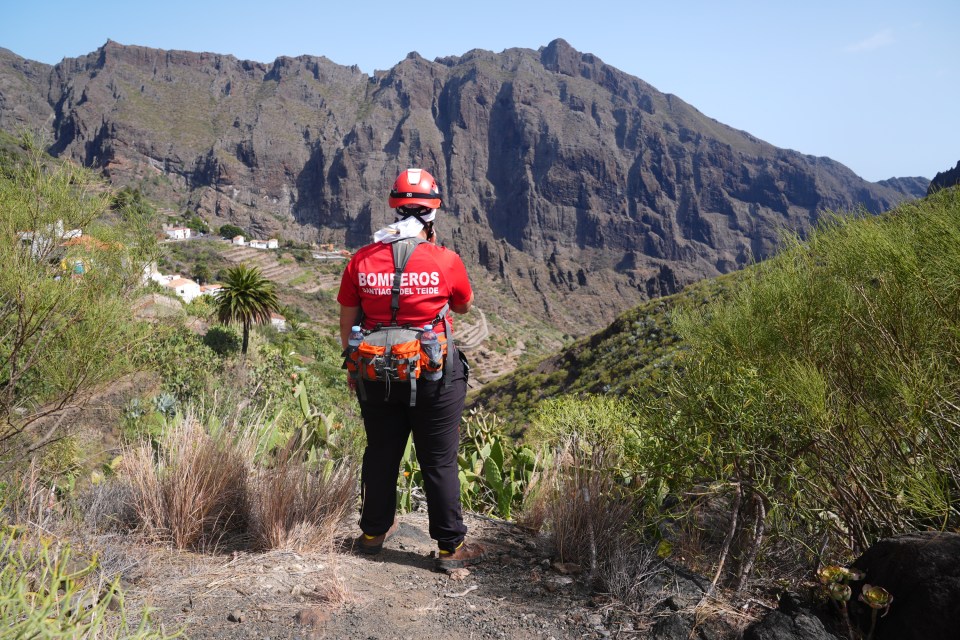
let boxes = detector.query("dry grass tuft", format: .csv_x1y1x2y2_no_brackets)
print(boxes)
546,442,633,568
122,413,249,549
2,459,61,531
77,480,138,533
543,439,663,605
515,465,551,534
118,411,357,553
311,557,356,607
689,595,760,638
598,540,663,605
248,456,357,552
121,445,165,538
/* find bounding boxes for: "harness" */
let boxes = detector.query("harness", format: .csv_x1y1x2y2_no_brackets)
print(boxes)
346,238,455,407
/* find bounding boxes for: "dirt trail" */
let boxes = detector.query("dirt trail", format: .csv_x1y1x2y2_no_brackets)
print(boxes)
126,512,625,639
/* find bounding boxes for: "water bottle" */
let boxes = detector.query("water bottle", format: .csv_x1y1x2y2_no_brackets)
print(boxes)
421,324,443,381
347,325,363,354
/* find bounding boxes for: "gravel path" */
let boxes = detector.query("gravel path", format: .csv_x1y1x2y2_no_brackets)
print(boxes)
125,512,627,639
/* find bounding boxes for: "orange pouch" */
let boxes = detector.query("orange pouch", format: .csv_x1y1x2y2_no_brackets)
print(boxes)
356,327,422,382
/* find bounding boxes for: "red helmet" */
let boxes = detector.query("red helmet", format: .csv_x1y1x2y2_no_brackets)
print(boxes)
388,168,442,210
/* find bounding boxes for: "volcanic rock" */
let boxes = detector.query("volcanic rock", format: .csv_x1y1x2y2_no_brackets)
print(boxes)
0,39,930,332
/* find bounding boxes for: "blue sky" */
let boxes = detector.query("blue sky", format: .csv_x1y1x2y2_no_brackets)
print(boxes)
3,0,957,182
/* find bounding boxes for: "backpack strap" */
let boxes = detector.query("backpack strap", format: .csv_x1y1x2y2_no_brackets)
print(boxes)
432,302,455,388
390,238,425,325
408,362,417,407
385,325,417,408
391,238,425,406
356,373,368,402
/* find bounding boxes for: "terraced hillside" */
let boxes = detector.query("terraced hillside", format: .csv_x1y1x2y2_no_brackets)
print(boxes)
221,243,341,294
454,307,519,389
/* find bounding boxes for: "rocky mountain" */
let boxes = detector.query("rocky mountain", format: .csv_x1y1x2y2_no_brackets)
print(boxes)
0,39,929,332
928,160,960,194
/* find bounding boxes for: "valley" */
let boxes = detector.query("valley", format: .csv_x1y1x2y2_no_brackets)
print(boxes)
1,31,957,640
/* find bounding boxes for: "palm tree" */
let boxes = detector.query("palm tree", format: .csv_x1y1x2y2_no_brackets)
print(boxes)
215,264,280,355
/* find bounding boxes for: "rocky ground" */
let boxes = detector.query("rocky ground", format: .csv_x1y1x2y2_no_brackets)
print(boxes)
115,511,734,640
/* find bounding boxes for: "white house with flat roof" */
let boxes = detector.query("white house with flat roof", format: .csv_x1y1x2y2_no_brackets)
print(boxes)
165,227,191,241
249,238,279,250
200,284,223,298
165,277,202,303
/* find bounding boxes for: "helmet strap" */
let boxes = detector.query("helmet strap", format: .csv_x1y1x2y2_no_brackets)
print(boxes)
394,206,436,240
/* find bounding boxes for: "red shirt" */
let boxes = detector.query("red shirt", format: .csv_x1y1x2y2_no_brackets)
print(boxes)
337,241,472,331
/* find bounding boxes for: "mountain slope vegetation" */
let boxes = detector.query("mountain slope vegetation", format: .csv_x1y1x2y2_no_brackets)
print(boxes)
468,270,738,428
476,187,960,588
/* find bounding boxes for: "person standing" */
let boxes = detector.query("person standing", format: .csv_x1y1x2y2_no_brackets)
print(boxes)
337,168,485,570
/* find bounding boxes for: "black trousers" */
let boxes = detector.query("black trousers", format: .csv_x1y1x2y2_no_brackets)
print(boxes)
356,350,468,552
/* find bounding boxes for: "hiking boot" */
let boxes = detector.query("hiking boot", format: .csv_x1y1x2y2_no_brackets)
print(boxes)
436,541,487,571
355,522,398,555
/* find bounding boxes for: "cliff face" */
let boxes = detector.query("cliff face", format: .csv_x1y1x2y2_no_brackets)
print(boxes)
0,39,929,331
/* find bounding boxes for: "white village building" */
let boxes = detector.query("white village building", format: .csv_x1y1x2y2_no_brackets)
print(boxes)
164,227,191,241
165,277,202,303
146,266,209,304
18,220,83,259
200,284,224,297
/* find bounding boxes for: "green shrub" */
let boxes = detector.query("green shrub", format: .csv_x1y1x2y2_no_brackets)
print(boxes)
634,189,960,584
0,138,149,475
39,436,83,488
202,326,241,357
529,394,638,454
111,185,156,223
121,400,167,444
135,323,220,402
183,212,208,234
191,262,211,284
184,295,214,319
218,224,244,239
0,531,174,638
